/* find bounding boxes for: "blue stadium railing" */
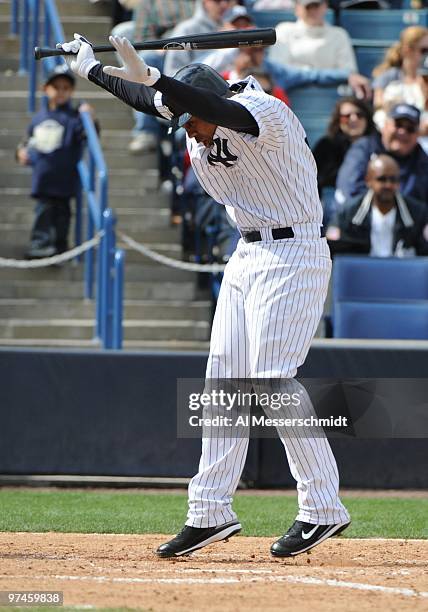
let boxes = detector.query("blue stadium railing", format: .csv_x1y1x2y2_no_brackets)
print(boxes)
10,0,124,349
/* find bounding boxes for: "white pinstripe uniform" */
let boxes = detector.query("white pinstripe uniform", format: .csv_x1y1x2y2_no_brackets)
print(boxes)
181,77,350,528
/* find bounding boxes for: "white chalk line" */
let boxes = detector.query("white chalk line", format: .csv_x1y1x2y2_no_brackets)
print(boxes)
3,573,428,599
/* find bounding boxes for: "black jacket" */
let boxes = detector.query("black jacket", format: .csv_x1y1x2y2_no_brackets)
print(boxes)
313,131,351,191
329,191,428,256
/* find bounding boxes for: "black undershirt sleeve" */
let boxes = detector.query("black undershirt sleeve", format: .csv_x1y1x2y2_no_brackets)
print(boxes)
88,63,164,117
88,65,259,136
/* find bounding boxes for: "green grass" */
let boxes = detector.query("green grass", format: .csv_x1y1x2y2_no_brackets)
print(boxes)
0,490,426,539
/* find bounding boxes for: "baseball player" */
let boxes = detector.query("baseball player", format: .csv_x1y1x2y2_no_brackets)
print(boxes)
59,34,351,558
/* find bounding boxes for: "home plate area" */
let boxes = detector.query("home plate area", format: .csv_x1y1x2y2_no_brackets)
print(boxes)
1,533,427,611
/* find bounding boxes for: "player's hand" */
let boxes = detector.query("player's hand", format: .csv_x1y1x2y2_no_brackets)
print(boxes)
103,36,161,86
347,73,372,101
56,33,100,80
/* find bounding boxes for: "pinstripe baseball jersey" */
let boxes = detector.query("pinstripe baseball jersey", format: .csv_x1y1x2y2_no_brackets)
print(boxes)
187,76,323,230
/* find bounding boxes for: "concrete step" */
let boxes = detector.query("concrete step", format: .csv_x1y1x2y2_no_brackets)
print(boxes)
0,318,210,341
0,166,160,190
0,56,19,71
0,224,179,246
0,261,194,282
0,238,182,262
0,0,110,17
0,36,20,55
0,90,135,114
0,205,172,228
0,72,103,93
0,110,133,130
0,188,170,209
0,15,113,40
0,148,159,172
0,298,211,320
0,337,210,351
0,280,197,300
0,128,143,150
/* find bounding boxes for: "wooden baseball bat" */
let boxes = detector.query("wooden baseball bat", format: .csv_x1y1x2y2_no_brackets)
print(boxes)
34,28,276,60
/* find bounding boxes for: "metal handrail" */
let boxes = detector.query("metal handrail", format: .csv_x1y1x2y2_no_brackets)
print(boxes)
10,0,124,349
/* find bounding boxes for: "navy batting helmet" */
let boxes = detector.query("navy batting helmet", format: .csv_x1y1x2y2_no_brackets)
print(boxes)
170,63,230,130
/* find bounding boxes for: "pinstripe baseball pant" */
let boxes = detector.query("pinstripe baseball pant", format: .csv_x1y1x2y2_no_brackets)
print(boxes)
186,227,350,528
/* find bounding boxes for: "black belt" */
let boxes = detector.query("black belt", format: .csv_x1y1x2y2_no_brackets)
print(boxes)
241,226,325,243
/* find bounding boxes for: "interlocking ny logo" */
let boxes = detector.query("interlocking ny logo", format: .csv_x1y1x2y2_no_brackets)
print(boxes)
207,138,238,168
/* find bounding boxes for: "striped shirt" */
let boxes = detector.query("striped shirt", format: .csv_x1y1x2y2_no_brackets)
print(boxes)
187,77,323,229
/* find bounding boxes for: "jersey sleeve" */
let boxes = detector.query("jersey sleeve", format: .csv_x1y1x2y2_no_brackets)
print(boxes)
232,92,288,148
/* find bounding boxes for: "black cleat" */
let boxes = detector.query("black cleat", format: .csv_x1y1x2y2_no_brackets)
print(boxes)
270,520,350,557
156,520,242,558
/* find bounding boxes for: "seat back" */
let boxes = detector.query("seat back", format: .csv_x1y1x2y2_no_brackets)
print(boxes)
353,39,392,77
339,9,428,40
288,86,341,148
333,300,428,339
333,256,428,301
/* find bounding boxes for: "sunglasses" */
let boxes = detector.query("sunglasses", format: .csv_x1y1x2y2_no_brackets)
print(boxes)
374,175,400,184
340,111,365,120
394,120,418,134
418,47,428,53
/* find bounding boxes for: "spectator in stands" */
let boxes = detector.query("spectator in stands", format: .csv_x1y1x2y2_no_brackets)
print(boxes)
163,0,234,77
111,1,197,153
111,0,197,42
328,154,428,256
372,26,428,113
16,66,95,259
313,96,375,193
251,0,294,7
204,35,371,98
269,0,357,72
335,103,428,211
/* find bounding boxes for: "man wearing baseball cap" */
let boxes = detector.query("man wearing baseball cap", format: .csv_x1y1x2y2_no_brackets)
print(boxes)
335,103,428,209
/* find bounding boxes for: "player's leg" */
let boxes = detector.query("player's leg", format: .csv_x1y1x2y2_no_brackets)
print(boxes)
245,238,350,555
157,248,250,557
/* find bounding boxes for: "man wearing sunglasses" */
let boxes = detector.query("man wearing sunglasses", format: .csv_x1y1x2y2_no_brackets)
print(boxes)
329,154,428,256
335,103,428,211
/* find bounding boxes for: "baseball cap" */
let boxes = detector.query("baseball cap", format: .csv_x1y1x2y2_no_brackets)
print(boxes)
44,64,76,86
388,103,420,125
224,5,253,24
296,0,324,6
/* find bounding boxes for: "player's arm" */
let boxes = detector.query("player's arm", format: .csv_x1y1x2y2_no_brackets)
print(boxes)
58,34,259,134
88,63,166,118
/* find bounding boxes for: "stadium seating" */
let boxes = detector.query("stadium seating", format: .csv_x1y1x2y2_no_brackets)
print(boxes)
331,256,428,339
352,39,392,78
288,85,342,148
250,9,334,28
333,300,428,339
338,9,428,41
332,256,428,301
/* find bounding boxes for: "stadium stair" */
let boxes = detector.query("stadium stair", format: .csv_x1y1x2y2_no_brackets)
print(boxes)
0,0,211,350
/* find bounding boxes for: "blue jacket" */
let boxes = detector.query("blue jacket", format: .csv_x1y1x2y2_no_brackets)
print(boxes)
263,58,350,92
26,101,84,199
335,132,428,207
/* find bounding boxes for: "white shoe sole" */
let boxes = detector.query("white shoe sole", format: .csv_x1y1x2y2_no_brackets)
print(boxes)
272,521,350,557
175,522,242,557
